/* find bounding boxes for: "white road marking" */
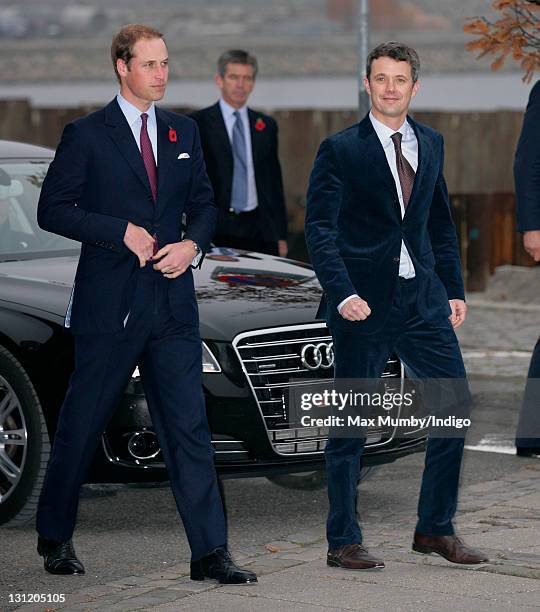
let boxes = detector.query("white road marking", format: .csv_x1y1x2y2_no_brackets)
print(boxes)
462,350,531,359
465,434,517,455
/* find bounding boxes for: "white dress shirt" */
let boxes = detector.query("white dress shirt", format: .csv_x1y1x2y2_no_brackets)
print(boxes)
219,98,258,212
337,111,418,313
117,93,158,162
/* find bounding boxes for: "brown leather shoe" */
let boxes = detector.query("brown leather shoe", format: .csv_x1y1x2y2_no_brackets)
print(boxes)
412,533,489,564
327,543,385,570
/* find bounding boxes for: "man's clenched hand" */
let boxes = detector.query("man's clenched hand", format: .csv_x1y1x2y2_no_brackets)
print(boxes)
524,230,540,262
340,297,372,321
449,299,467,329
123,222,156,267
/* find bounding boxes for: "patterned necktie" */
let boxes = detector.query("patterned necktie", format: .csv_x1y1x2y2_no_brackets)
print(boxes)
230,110,248,212
140,113,157,202
390,131,415,209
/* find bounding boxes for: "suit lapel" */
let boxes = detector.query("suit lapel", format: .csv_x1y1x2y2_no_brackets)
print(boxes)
248,108,260,167
405,116,433,216
156,108,176,205
104,99,152,195
208,102,233,158
358,116,401,218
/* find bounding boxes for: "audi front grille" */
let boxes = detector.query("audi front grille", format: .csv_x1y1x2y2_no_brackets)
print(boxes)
232,323,403,456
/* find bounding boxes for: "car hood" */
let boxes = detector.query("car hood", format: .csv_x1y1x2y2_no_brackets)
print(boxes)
0,248,323,341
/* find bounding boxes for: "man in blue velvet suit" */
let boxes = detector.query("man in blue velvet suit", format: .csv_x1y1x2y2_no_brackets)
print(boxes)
305,42,488,570
514,79,540,457
35,24,256,584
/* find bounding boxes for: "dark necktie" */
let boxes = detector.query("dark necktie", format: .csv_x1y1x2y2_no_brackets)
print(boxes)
390,132,415,209
140,113,157,202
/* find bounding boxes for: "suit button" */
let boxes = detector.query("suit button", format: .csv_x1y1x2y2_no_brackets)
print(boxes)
147,195,153,202
393,256,400,263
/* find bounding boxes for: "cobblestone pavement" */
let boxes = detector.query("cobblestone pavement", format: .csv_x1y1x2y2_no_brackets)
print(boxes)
10,464,540,612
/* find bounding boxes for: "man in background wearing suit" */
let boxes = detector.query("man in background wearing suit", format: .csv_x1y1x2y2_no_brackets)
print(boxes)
35,24,256,584
190,49,288,256
514,79,540,457
305,41,488,570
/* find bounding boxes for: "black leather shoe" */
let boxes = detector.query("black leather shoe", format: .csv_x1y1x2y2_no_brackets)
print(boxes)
190,546,257,584
516,447,540,457
37,536,85,575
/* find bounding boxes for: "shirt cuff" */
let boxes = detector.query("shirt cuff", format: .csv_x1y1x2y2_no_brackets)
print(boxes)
191,251,203,267
337,294,359,313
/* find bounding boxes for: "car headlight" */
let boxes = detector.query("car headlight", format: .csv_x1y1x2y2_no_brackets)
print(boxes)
202,341,221,373
130,341,221,379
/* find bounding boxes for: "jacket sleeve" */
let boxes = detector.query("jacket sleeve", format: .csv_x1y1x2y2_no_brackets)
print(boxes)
182,120,218,254
37,122,128,251
514,81,540,232
427,134,465,301
305,138,357,307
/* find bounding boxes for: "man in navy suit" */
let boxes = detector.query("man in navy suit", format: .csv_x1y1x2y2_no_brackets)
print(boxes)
35,24,256,584
514,80,540,457
305,42,488,570
190,49,288,257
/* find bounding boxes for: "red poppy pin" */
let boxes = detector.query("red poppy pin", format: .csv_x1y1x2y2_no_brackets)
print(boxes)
255,118,266,132
168,127,177,142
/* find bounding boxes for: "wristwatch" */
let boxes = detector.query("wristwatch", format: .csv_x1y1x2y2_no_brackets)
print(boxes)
183,239,201,256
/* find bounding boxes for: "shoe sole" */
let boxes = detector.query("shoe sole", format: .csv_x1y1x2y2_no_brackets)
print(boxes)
327,559,385,571
190,576,258,584
43,563,85,575
412,544,488,565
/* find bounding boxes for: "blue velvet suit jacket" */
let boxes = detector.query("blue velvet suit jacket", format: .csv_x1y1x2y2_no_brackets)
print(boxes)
305,113,464,335
514,80,540,233
37,98,217,334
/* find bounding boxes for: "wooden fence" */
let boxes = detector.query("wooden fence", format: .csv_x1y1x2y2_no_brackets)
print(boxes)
0,100,532,290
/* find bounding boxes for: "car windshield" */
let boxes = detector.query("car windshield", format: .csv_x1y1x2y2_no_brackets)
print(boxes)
0,160,79,261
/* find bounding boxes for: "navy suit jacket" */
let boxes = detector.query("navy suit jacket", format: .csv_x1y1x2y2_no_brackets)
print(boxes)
305,113,464,335
38,98,217,334
190,102,287,242
514,80,540,232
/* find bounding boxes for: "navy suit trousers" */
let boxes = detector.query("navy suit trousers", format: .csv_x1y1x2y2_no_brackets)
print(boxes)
516,335,540,448
36,266,227,561
326,277,467,549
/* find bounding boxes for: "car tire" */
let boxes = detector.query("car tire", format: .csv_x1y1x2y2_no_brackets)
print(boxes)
266,466,376,491
0,346,50,527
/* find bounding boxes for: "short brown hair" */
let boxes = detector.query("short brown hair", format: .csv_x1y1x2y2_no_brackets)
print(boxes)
366,41,420,83
111,24,164,82
217,49,258,79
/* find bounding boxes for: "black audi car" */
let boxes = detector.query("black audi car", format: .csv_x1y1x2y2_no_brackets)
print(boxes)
0,139,426,527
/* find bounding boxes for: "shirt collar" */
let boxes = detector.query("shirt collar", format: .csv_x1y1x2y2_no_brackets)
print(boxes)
117,93,156,128
219,98,248,121
369,111,410,144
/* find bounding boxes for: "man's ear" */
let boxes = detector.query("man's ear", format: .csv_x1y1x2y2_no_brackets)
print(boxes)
411,79,420,98
117,58,128,78
363,76,371,96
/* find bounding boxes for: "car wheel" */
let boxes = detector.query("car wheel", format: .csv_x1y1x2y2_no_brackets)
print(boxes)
267,466,377,491
0,346,50,527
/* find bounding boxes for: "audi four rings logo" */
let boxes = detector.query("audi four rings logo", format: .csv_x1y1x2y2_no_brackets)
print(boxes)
301,342,334,370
